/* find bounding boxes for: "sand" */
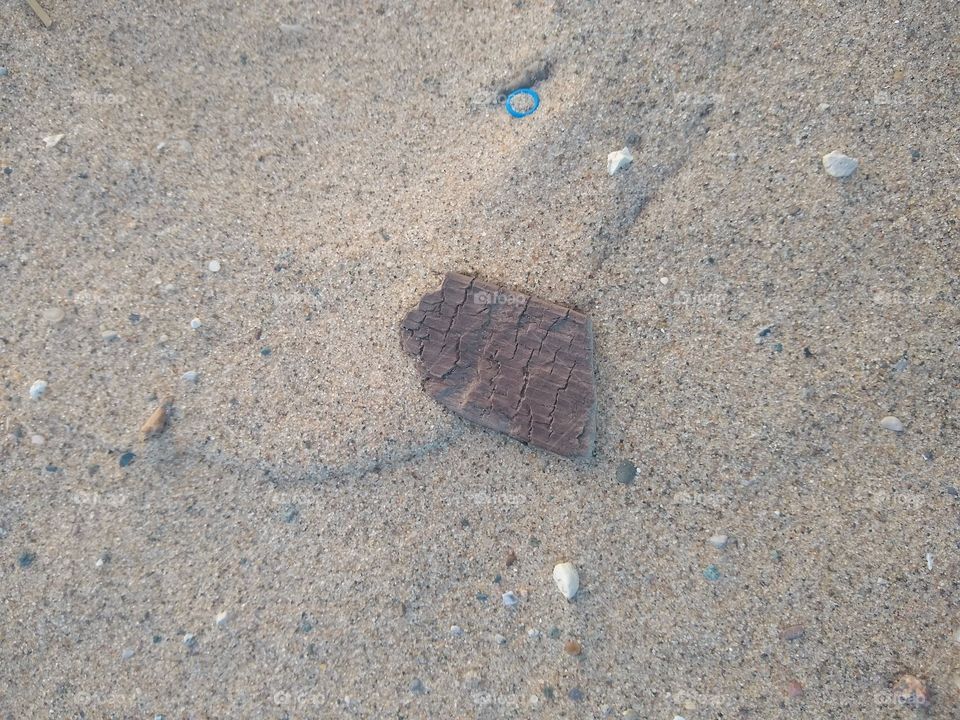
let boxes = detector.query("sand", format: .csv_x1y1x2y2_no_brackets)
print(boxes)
2,1,958,718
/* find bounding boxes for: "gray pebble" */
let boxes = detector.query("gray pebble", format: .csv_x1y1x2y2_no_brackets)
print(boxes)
121,648,135,660
450,625,464,637
101,330,119,341
0,68,9,77
409,679,426,695
502,591,519,607
181,370,199,383
891,356,908,373
494,633,507,645
615,459,637,485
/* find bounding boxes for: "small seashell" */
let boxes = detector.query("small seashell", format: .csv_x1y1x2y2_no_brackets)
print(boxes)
880,415,904,432
141,397,173,439
563,639,582,656
552,562,579,600
29,380,47,400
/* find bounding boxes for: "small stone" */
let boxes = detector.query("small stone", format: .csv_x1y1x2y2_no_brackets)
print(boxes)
568,688,584,702
260,347,272,356
892,674,928,707
502,591,519,607
119,451,136,468
786,680,804,698
215,611,230,627
182,633,197,648
615,459,637,485
822,150,858,178
0,68,8,77
282,504,299,523
29,380,48,400
190,318,202,330
181,370,199,383
494,633,507,645
780,624,805,641
659,276,669,285
208,260,221,272
548,627,561,639
17,551,36,568
563,639,582,656
542,686,555,700
101,330,119,341
450,625,464,637
121,648,135,660
703,564,721,581
505,548,517,566
553,562,580,600
607,147,633,175
42,307,65,323
30,434,45,445
42,133,65,149
0,215,11,225
891,356,909,373
526,628,540,639
880,416,905,432
708,534,729,549
409,679,426,695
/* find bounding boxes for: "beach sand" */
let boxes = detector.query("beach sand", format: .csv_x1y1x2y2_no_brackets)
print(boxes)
2,1,958,717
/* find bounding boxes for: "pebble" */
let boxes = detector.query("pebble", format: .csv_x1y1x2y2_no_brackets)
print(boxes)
526,628,540,639
30,434,45,445
703,564,721,581
119,451,136,468
494,633,507,645
190,318,202,330
502,591,519,607
409,679,426,695
0,215,11,225
786,680,804,698
121,648,135,660
101,330,119,341
552,562,580,600
568,688,584,701
708,534,729,549
891,356,909,373
880,415,905,432
607,147,633,175
208,260,221,272
42,307,65,323
42,133,65,149
182,633,197,648
926,553,933,571
821,150,858,178
17,551,36,568
892,674,928,707
181,370,200,383
504,548,517,566
0,68,8,77
563,639,582,656
215,611,230,627
29,379,47,400
450,625,464,637
780,624,805,641
615,459,637,485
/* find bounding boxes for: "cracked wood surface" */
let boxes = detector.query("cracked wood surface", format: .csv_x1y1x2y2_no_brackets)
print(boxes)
401,273,596,458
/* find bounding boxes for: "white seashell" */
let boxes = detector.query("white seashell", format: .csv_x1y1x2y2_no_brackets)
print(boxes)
607,147,633,175
552,561,580,600
880,415,904,432
29,379,47,400
822,150,858,178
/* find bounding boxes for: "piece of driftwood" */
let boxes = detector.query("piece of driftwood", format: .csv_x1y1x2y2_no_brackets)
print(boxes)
401,273,596,458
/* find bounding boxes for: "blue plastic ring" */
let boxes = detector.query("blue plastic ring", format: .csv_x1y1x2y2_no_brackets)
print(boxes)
505,88,540,118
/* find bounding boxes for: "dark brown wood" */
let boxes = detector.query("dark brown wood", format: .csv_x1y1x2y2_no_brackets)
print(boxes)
401,273,596,458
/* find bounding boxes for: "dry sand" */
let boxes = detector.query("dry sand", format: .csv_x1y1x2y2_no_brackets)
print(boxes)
2,1,959,718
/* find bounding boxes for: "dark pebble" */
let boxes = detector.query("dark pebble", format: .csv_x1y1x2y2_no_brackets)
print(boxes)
703,564,721,581
476,592,488,602
282,504,299,523
18,551,36,568
923,450,935,462
129,313,141,324
803,347,814,358
773,342,783,353
946,486,958,498
45,464,60,473
780,624,805,641
260,347,272,356
119,451,136,468
493,574,501,584
3,167,11,175
152,635,162,644
297,614,314,633
548,627,561,639
0,68,8,77
615,459,637,485
542,686,555,700
568,688,584,701
910,149,920,161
